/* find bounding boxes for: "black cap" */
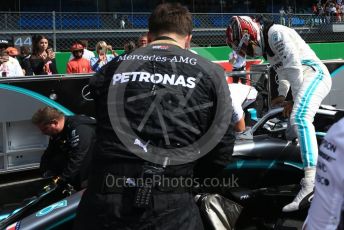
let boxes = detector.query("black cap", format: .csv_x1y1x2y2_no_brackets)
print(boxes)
0,39,9,47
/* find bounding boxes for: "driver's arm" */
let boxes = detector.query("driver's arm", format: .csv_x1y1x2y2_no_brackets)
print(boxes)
277,78,290,99
268,29,303,100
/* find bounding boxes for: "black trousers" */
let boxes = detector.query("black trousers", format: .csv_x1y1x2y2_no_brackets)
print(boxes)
74,168,204,230
232,66,246,84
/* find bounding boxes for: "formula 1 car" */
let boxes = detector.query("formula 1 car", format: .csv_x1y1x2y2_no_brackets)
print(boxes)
218,105,343,229
1,105,342,230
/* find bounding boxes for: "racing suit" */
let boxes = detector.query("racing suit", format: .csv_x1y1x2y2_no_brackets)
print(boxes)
40,115,96,189
266,24,332,168
303,118,344,230
73,39,234,230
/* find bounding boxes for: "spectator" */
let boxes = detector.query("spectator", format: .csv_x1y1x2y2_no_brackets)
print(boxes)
106,44,118,57
279,7,286,25
68,39,95,61
90,41,116,72
32,106,96,190
0,39,10,51
6,47,19,58
328,2,337,22
312,3,318,15
324,0,336,23
119,17,125,29
336,2,342,22
311,3,318,26
18,46,31,75
287,5,294,27
0,50,24,77
0,38,25,77
228,50,247,84
27,35,58,75
138,33,148,47
123,40,136,53
318,2,326,24
66,43,93,74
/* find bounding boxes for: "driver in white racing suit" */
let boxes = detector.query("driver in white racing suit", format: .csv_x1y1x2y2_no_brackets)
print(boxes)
303,118,344,229
226,16,332,212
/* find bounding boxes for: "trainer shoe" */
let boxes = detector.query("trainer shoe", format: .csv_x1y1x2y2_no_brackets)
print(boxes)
282,178,314,212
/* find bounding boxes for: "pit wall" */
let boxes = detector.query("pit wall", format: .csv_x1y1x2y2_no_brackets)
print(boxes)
55,42,344,74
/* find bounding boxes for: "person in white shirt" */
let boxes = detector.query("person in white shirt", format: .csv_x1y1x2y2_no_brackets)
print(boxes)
0,50,24,77
68,40,95,61
228,83,257,132
229,50,247,84
303,118,344,230
119,18,125,29
279,7,286,25
226,16,331,212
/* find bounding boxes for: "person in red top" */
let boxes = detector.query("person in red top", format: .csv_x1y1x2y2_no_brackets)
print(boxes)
66,43,93,74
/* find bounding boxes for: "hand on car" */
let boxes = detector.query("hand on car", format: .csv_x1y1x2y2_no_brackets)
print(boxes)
282,101,293,118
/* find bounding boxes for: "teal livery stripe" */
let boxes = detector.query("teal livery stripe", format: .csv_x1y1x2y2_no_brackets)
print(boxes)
225,160,303,170
46,213,77,230
316,131,326,137
0,84,74,115
296,60,323,167
330,65,344,78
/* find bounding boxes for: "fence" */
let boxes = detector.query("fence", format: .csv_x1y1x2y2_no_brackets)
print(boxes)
0,11,343,51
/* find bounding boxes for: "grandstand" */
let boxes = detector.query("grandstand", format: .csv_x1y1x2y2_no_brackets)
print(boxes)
0,0,342,52
3,0,311,15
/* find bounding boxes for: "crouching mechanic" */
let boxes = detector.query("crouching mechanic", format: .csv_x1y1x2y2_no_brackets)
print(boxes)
74,3,233,230
226,16,332,212
32,106,96,190
303,118,344,230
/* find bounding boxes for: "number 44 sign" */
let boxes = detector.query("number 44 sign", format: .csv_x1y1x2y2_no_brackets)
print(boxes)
13,35,32,49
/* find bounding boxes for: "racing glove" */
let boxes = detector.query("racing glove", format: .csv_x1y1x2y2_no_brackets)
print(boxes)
271,95,286,107
282,101,294,118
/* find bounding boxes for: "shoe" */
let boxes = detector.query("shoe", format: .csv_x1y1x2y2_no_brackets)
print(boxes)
282,178,314,212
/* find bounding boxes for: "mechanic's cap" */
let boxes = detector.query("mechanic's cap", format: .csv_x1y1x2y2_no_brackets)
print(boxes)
0,39,9,48
70,43,84,52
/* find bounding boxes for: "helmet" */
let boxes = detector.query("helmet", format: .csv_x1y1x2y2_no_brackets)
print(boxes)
226,16,262,57
70,43,84,52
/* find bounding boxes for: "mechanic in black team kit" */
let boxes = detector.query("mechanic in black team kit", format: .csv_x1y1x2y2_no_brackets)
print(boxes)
32,107,96,190
74,3,234,230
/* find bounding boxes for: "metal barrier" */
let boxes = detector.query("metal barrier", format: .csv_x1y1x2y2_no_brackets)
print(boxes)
0,12,343,51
